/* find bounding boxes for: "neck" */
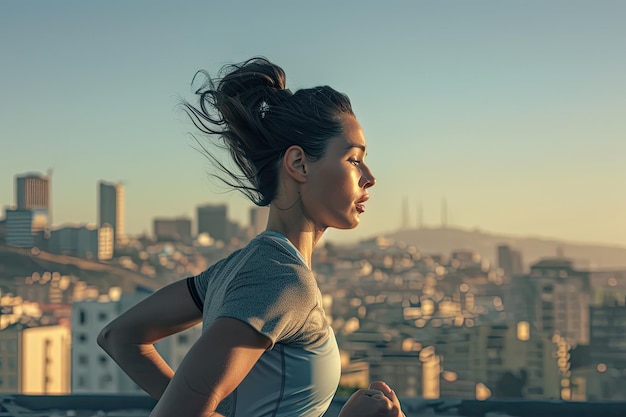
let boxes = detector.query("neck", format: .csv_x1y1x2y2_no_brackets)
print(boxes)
265,210,326,268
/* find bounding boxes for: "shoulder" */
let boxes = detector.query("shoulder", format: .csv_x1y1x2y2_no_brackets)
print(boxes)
240,236,315,286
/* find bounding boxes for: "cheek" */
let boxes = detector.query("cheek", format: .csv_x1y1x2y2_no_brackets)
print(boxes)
306,165,358,210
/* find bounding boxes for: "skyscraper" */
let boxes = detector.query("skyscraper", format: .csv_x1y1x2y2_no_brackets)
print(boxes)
197,204,228,242
98,181,124,246
16,172,50,211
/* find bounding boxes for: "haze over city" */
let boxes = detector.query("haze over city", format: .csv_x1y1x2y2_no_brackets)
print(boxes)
1,1,625,247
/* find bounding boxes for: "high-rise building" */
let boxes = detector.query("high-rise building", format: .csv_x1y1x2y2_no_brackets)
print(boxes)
583,297,626,401
0,218,6,245
153,217,192,244
98,181,124,246
16,172,50,211
197,204,228,242
529,258,590,345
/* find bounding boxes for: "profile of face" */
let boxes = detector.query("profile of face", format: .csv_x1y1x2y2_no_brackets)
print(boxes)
301,116,376,230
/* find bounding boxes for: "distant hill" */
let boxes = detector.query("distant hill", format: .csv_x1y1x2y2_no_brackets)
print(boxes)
383,227,626,270
0,245,161,294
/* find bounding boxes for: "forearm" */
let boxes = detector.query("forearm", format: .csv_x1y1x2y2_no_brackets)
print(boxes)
99,334,173,399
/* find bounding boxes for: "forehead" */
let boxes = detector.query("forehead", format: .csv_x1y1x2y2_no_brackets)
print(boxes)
329,116,366,151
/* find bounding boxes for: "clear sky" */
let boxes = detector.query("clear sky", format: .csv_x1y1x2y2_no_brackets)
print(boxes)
1,1,625,247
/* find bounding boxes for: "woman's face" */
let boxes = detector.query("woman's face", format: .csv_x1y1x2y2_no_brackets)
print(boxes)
302,116,376,230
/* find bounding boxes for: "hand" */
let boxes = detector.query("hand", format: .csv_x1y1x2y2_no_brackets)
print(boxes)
369,381,404,417
338,381,404,417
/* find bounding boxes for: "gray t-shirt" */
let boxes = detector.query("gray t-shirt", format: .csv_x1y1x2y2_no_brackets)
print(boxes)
187,231,340,417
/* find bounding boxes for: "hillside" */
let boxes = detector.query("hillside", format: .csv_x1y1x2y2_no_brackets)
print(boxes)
384,227,626,270
0,245,162,294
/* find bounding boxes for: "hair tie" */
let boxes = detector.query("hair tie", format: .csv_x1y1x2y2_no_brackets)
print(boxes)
259,100,270,119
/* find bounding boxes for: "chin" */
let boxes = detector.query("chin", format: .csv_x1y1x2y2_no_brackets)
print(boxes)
335,218,360,230
324,212,361,230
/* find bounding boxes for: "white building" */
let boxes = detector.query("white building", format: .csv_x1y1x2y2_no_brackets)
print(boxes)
71,293,200,394
22,325,72,394
0,323,71,394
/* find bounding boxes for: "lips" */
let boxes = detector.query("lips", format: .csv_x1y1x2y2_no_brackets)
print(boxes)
355,194,369,213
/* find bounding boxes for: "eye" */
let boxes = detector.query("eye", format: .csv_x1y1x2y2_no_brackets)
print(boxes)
348,158,362,166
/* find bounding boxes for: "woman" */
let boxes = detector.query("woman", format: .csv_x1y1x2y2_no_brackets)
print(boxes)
98,57,402,417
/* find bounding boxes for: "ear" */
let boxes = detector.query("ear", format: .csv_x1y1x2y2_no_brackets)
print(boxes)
283,145,308,183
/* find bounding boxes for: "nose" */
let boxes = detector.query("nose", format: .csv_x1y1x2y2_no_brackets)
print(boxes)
360,165,376,189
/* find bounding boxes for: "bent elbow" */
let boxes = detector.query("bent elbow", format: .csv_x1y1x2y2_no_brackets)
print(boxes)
97,325,114,353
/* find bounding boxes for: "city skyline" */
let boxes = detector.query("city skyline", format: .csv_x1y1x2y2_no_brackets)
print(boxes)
2,167,624,249
1,1,625,247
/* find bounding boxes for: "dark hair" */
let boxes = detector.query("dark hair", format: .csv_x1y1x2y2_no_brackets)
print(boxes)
183,57,354,206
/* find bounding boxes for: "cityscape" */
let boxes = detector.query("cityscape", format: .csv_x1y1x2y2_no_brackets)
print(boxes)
2,1,626,415
1,170,625,416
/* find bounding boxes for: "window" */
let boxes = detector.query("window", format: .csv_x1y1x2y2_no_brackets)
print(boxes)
78,355,88,365
98,355,108,366
98,373,112,389
79,310,86,325
98,312,108,322
77,374,87,388
77,334,88,343
178,334,188,344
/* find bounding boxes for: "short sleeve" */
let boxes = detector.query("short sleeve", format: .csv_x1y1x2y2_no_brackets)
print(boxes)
186,249,242,313
186,276,204,312
220,260,325,348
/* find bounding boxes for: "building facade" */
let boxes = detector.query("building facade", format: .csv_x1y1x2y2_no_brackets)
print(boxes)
197,204,228,243
72,294,200,394
0,324,71,395
529,259,590,345
16,173,50,211
4,208,48,248
98,181,124,247
153,217,192,244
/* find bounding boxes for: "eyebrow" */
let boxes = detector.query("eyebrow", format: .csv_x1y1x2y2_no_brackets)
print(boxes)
345,144,366,152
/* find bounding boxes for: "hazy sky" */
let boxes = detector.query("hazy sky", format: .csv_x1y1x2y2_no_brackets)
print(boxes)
1,1,625,246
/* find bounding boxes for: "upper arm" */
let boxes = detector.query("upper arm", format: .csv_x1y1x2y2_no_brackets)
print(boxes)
150,317,271,416
99,278,202,346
